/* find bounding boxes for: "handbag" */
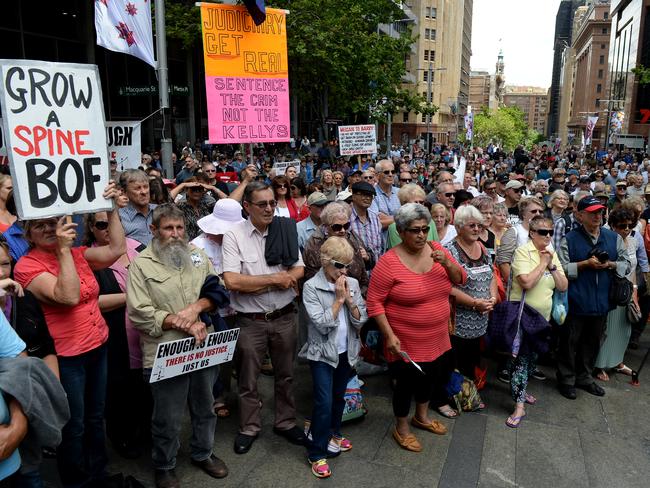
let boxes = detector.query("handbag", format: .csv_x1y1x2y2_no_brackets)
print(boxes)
551,289,568,325
487,269,527,356
627,300,642,323
610,275,633,306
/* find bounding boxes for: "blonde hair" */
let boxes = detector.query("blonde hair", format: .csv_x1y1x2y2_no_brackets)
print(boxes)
431,203,451,224
320,236,354,267
397,184,425,205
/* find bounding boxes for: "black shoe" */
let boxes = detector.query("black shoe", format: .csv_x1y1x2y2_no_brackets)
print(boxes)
113,440,143,459
577,382,605,397
628,337,639,350
234,433,258,454
154,469,179,488
531,368,547,381
191,454,229,478
558,384,577,400
273,426,305,445
497,369,510,383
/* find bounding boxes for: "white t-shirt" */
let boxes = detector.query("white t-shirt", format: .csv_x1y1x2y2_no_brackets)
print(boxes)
328,282,349,354
274,205,291,218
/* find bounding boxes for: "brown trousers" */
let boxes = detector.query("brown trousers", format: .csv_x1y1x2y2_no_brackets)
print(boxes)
235,312,297,435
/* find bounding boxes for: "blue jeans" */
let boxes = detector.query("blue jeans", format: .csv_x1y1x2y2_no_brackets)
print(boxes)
57,344,108,487
306,353,351,461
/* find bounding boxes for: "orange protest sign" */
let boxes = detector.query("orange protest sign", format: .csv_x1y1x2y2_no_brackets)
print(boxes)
201,3,288,79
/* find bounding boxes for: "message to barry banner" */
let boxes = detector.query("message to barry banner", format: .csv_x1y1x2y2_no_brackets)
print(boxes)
200,4,290,144
0,60,111,220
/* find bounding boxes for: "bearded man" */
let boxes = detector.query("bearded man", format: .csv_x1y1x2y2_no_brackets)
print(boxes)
127,204,227,488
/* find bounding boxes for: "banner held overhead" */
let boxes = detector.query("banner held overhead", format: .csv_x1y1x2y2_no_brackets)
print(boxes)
199,3,290,144
106,121,142,170
338,125,377,156
0,59,112,220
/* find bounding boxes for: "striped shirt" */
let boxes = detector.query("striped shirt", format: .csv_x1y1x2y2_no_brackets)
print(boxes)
350,205,383,261
119,203,157,245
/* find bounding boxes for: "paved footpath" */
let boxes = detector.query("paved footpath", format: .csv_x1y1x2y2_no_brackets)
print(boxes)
44,331,650,488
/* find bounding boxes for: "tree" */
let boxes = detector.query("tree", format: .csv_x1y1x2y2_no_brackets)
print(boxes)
473,106,532,151
271,0,435,138
632,64,650,86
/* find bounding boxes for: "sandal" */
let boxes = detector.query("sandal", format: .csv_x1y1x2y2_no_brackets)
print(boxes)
596,370,610,382
309,459,331,478
524,393,537,405
411,416,447,435
505,413,526,429
392,427,422,452
215,405,230,418
437,405,459,419
614,364,633,376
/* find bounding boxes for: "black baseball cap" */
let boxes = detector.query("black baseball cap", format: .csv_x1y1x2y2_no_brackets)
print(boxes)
351,169,363,176
351,181,376,195
496,173,509,184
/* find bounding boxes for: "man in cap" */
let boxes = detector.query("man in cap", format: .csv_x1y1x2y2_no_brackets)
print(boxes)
504,180,524,225
297,192,329,251
495,173,510,200
608,181,628,211
346,170,363,189
350,181,383,264
565,172,579,195
577,175,592,194
557,196,631,400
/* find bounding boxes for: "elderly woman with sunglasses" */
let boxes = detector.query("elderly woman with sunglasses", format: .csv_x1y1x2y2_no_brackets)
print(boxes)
595,208,640,381
386,185,438,250
271,175,302,221
505,215,567,427
300,237,367,478
367,204,465,452
303,202,371,293
446,205,499,385
512,197,546,247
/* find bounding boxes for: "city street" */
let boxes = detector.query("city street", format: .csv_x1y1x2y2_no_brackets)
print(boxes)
40,331,650,488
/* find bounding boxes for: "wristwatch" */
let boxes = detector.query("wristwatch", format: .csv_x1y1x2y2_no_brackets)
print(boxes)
548,265,558,272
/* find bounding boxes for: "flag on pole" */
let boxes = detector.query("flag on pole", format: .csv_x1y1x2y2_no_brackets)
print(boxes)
454,157,467,185
95,0,156,68
464,113,474,141
585,115,598,145
243,0,267,26
580,131,585,151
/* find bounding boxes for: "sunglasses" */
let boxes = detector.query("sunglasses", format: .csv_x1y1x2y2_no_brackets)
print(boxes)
410,169,418,174
94,221,109,230
485,186,496,192
444,192,456,198
203,169,216,173
274,184,288,189
400,178,413,183
363,176,374,180
533,229,554,237
616,223,635,230
405,225,430,235
331,259,352,270
528,209,543,215
354,192,374,198
249,199,277,209
330,222,351,232
512,188,523,193
617,185,627,190
383,170,396,175
190,186,205,193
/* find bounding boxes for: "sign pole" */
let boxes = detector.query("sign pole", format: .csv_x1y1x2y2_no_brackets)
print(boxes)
155,0,173,178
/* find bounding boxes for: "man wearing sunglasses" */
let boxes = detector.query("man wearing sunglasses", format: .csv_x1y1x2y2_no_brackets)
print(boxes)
222,181,306,454
504,180,524,226
349,182,383,263
369,160,401,233
608,181,628,211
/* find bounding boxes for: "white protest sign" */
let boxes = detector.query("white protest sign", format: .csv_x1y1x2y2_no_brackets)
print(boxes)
0,118,6,158
0,60,112,220
149,328,240,383
338,124,377,156
106,121,141,170
272,159,300,176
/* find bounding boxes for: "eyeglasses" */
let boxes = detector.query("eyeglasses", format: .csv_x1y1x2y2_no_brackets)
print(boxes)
413,200,425,205
400,178,413,183
290,185,298,190
94,221,109,230
512,188,523,194
617,185,627,190
616,223,635,230
484,186,496,192
466,223,483,229
528,209,543,215
405,225,430,235
248,199,277,209
363,176,374,180
382,170,396,175
533,229,554,237
330,222,351,232
444,192,456,198
274,184,288,189
203,169,216,173
331,259,352,270
410,169,418,174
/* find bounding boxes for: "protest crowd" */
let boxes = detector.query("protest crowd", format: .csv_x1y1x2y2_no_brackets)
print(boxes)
1,136,650,488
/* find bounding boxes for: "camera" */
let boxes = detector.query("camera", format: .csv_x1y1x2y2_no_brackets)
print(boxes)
588,248,609,264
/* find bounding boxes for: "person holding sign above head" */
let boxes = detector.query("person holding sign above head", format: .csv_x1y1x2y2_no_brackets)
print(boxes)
14,182,126,487
118,169,157,246
126,204,229,488
222,181,305,455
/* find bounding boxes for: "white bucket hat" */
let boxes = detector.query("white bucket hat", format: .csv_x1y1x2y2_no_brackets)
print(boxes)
197,198,245,235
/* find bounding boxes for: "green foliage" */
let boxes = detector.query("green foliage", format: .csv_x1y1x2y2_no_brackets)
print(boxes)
155,0,216,50
270,0,425,127
632,65,650,86
473,106,533,151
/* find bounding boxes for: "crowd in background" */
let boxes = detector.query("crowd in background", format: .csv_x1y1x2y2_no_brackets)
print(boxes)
0,136,649,486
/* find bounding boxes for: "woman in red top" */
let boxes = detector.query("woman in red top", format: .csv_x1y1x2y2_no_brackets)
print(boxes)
0,174,16,233
15,183,126,486
272,175,301,220
367,203,465,453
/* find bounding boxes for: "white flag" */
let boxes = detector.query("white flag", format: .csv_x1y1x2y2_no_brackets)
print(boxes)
585,115,598,145
95,0,156,68
454,157,466,185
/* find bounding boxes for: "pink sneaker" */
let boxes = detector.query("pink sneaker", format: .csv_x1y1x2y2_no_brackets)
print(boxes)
329,435,352,453
310,459,331,478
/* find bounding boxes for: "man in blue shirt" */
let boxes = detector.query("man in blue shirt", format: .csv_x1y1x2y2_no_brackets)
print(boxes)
369,159,400,233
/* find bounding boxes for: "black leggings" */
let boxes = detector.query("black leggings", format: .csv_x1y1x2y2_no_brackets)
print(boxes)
389,351,452,418
451,335,482,380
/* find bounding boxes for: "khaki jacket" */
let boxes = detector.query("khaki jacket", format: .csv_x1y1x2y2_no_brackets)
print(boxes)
126,245,215,368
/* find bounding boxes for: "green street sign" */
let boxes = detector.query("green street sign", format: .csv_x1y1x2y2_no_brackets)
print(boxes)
118,85,189,96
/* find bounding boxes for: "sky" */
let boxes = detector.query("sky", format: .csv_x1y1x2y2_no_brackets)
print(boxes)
471,0,563,89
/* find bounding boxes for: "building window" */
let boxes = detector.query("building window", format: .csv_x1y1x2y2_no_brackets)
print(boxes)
601,43,606,49
604,12,609,19
602,27,608,34
599,55,605,64
425,7,437,19
423,70,428,82
598,69,604,78
424,50,429,61
595,98,600,108
429,29,436,40
430,50,435,62
403,112,409,123
597,83,602,93
422,113,428,122
425,28,430,40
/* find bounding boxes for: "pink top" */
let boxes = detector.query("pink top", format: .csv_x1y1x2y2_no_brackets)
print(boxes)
366,243,466,363
15,247,108,357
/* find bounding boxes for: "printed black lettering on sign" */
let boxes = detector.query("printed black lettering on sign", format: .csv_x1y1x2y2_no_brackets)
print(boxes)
106,126,133,146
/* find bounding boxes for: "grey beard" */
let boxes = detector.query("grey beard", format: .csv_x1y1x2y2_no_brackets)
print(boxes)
152,237,192,269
